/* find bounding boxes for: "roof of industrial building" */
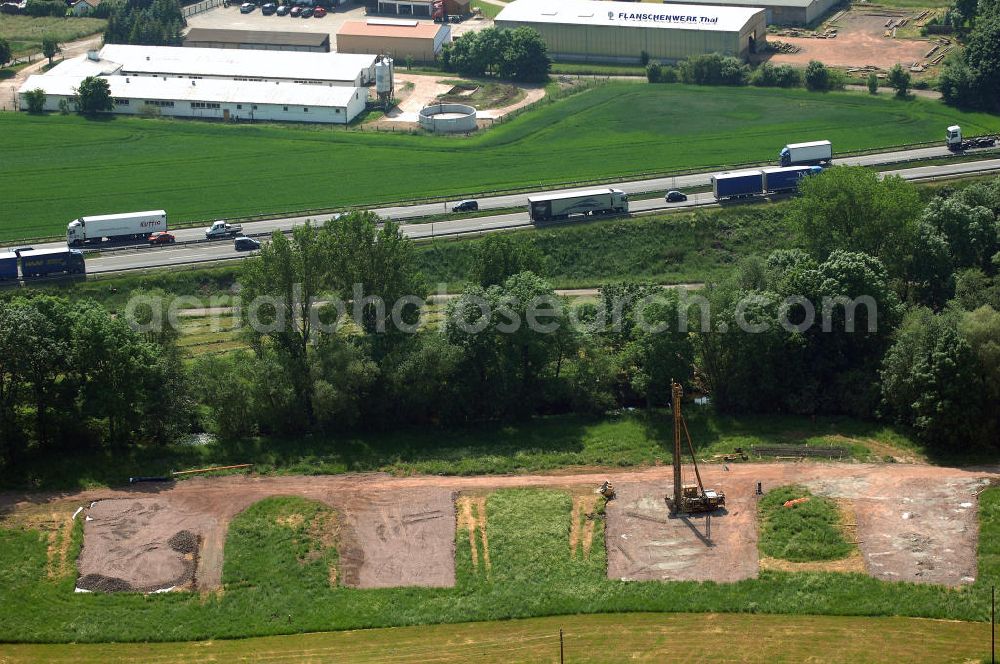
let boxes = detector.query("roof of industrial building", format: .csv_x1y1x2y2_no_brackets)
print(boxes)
495,0,764,32
337,19,447,38
183,28,330,47
46,55,122,78
18,74,365,107
668,0,819,8
97,44,376,83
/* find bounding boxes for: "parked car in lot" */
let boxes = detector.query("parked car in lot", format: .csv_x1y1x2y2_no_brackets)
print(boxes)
664,190,687,203
148,231,176,245
261,2,276,13
235,237,261,252
276,3,289,13
239,2,255,12
289,5,301,15
300,6,313,16
312,5,325,16
453,199,479,212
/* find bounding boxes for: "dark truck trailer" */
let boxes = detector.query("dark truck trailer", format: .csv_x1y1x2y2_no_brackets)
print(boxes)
712,170,765,200
19,248,86,278
0,252,17,281
762,165,823,193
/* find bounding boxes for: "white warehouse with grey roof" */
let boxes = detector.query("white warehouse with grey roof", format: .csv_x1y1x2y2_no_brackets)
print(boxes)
494,0,766,63
17,44,378,124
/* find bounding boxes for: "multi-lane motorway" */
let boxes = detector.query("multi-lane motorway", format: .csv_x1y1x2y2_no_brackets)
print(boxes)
26,146,1000,275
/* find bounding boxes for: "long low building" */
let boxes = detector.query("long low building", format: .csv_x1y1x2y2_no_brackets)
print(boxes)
18,74,368,124
336,19,451,62
494,0,766,63
98,44,377,86
183,28,331,52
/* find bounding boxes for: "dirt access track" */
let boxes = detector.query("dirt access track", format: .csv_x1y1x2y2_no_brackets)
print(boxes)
0,463,991,592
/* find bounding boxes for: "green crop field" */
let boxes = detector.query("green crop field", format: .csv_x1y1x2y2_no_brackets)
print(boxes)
3,83,1000,242
0,613,990,663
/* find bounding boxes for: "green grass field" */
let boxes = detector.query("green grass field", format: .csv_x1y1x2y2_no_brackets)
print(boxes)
759,485,854,562
4,83,1000,242
1,408,917,491
0,486,997,645
0,16,106,56
0,613,989,663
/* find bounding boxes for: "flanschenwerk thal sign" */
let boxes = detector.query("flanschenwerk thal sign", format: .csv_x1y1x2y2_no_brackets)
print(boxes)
610,11,720,25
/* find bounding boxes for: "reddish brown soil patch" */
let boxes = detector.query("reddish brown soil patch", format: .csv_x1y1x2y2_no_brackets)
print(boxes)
769,9,934,69
338,488,455,589
457,494,490,573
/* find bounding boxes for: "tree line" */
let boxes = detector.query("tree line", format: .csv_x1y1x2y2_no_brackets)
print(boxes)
441,27,550,83
103,0,185,47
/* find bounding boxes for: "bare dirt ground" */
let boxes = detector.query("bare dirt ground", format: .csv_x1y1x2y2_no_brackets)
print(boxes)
606,480,759,583
338,487,455,588
769,9,933,70
377,73,545,127
0,463,992,592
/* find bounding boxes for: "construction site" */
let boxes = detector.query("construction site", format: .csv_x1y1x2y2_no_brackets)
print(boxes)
766,6,953,72
1,383,989,596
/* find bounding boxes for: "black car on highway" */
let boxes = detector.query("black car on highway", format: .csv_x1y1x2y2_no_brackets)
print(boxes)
453,200,479,212
665,190,688,203
234,237,261,251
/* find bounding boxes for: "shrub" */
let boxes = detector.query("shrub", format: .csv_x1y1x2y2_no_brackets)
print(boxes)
679,53,749,86
659,65,678,83
804,60,830,91
645,60,662,83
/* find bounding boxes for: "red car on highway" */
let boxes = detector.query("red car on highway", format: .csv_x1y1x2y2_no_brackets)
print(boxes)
148,231,176,245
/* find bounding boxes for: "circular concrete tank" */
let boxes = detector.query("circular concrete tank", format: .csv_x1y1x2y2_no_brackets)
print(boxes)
418,103,477,133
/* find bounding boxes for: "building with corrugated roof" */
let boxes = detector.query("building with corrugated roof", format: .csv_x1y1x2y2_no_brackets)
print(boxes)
665,0,838,26
494,0,766,63
183,28,331,52
336,19,451,61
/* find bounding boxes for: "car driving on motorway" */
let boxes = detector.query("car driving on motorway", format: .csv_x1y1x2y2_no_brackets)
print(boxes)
235,237,261,252
453,200,478,212
148,231,176,245
664,190,688,202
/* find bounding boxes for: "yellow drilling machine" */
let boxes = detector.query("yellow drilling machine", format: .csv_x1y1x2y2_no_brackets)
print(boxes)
668,381,726,514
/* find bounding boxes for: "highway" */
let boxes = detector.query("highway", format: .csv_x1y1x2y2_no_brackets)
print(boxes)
30,146,1000,275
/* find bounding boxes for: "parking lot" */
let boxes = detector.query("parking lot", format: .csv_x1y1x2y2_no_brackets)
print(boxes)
186,3,487,51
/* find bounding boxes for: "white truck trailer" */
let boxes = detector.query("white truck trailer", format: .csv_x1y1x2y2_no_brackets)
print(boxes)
67,210,167,246
779,140,833,167
528,188,628,222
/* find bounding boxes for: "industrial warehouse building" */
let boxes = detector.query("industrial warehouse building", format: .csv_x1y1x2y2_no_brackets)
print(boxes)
183,28,331,52
494,0,766,63
17,74,368,123
666,0,837,26
97,44,377,86
336,20,451,62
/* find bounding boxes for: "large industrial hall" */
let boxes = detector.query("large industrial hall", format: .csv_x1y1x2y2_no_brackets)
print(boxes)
494,0,767,63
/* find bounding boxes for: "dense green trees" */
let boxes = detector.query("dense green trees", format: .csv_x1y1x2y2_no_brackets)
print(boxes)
103,0,185,47
939,6,1000,110
0,296,189,465
442,27,550,83
0,38,12,69
41,36,59,65
74,76,114,115
23,89,46,114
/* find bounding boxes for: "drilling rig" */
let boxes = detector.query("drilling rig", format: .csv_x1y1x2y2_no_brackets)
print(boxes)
668,381,726,514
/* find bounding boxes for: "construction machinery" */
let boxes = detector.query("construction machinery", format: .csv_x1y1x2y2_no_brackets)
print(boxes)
668,381,726,514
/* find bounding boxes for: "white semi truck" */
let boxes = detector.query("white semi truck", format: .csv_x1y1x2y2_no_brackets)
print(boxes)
779,140,833,167
67,210,167,246
528,188,629,222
